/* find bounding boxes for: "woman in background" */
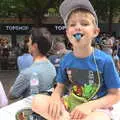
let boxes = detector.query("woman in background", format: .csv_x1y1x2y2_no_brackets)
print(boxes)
17,44,33,72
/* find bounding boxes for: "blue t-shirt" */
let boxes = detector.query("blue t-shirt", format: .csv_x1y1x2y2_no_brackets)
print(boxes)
56,48,120,99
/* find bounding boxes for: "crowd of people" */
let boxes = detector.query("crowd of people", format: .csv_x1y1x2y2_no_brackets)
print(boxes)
0,35,32,70
0,0,120,120
95,33,120,74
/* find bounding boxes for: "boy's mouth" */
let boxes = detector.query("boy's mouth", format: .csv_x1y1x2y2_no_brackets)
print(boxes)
73,33,84,41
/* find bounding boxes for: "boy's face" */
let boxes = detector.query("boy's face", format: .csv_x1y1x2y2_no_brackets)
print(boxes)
66,11,100,48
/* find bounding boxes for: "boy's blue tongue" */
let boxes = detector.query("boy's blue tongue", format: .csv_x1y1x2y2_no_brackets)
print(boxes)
73,33,83,41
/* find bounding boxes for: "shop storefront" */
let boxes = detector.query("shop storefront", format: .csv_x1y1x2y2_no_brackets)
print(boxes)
0,23,67,70
0,23,66,47
0,24,32,47
0,24,32,70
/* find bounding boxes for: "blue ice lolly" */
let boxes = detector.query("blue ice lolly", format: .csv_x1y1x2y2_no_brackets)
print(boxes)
73,33,83,41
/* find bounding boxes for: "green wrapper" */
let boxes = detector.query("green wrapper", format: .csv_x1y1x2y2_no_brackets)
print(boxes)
64,93,88,111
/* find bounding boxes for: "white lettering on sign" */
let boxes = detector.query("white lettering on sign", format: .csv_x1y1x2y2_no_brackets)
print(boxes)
54,25,66,31
5,26,29,31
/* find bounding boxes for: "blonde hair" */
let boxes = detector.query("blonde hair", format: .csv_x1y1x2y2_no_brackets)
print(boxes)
66,8,97,28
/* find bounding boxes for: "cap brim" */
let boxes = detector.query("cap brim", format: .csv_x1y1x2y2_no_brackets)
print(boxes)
59,0,98,26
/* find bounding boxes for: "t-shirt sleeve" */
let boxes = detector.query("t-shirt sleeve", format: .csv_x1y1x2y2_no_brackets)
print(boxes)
103,56,120,88
56,57,67,83
10,73,28,98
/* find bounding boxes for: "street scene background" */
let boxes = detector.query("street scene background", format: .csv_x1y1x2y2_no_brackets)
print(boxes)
0,70,18,104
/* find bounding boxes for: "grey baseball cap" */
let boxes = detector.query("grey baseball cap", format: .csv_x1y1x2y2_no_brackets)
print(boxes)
59,0,98,26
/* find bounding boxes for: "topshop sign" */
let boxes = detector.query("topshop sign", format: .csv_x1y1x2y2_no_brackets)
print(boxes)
54,25,66,31
0,24,66,34
44,24,66,34
5,25,29,31
0,24,32,33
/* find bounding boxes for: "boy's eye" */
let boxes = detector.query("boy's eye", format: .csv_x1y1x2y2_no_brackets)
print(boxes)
81,22,89,26
69,23,76,27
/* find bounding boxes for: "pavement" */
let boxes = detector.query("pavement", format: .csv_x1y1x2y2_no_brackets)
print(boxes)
0,70,18,104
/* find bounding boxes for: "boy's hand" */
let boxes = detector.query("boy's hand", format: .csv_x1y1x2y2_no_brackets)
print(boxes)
70,102,94,119
48,94,63,120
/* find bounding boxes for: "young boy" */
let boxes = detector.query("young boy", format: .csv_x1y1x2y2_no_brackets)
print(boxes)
32,0,120,120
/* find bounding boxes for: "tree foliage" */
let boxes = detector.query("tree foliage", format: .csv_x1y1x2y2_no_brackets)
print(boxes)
0,0,59,26
91,0,120,21
90,0,120,32
0,0,120,30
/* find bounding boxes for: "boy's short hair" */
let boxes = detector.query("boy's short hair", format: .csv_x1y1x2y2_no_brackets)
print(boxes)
67,8,97,27
59,0,98,26
31,28,52,56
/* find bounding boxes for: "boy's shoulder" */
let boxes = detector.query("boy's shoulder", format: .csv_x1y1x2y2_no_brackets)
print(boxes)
94,48,113,62
62,51,73,59
62,49,113,63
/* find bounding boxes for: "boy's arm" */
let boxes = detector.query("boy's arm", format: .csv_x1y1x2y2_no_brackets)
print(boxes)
90,88,120,109
48,83,65,119
51,82,65,98
71,88,120,116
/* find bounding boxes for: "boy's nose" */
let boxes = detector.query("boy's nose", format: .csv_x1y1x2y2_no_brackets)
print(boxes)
75,24,82,31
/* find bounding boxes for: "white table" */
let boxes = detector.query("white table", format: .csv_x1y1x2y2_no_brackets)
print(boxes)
0,96,32,120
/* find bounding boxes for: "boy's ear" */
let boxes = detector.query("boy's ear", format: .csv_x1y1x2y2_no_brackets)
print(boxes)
94,28,100,38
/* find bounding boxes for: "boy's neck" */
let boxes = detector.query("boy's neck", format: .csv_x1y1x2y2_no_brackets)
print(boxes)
73,46,93,58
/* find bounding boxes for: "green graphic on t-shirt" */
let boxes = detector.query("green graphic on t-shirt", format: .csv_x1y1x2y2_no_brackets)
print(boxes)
65,68,101,111
72,84,97,99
